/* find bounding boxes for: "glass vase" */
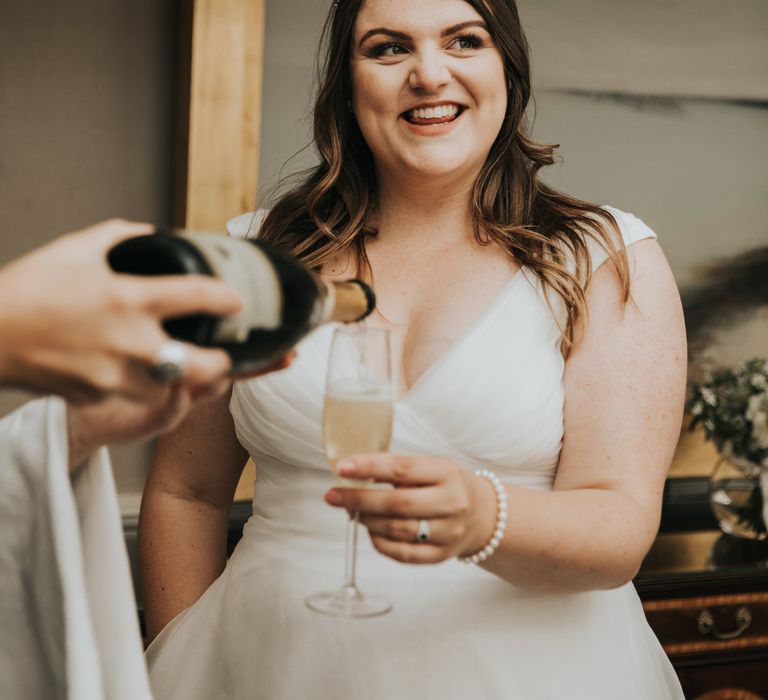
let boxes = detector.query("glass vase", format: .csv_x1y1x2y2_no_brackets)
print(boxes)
709,455,768,541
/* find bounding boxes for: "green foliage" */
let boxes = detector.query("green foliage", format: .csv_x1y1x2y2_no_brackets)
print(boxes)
688,358,768,467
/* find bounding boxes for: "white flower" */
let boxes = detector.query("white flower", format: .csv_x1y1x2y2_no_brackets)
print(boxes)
700,387,718,407
704,419,716,432
751,374,768,390
690,402,703,416
746,393,768,450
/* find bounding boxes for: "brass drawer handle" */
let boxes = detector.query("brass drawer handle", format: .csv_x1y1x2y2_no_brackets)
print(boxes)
697,606,752,640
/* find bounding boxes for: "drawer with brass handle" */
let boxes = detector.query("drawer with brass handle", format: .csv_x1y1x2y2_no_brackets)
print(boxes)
643,593,768,657
697,606,753,640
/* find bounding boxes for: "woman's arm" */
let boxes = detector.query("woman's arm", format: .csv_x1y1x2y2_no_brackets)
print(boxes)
138,386,248,643
481,238,686,590
328,238,687,593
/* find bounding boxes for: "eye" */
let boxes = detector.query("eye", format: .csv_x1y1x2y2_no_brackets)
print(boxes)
450,34,483,51
373,42,408,58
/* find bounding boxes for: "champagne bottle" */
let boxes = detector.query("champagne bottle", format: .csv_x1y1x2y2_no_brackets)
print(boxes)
107,230,375,373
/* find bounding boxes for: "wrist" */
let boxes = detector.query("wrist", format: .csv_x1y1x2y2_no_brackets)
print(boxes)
458,469,508,564
463,473,497,555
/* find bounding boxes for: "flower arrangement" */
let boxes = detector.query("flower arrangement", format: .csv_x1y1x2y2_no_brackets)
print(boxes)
688,358,768,468
687,357,768,538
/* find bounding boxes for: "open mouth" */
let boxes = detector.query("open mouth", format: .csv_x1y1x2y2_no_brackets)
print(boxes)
402,104,465,126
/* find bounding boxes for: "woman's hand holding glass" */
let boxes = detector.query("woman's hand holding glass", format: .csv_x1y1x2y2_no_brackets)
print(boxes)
324,454,498,564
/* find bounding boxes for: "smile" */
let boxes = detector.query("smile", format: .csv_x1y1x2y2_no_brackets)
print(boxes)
402,103,465,126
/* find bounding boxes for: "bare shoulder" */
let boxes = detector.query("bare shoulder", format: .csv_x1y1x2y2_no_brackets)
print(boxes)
585,238,681,330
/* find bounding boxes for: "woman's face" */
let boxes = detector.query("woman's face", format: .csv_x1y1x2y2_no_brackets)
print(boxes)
350,0,507,185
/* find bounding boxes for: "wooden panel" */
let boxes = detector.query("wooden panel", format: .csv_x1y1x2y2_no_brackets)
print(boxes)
186,0,265,230
181,0,265,501
234,459,256,502
172,0,193,229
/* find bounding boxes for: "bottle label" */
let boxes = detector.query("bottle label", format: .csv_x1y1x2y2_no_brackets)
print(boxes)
180,232,282,341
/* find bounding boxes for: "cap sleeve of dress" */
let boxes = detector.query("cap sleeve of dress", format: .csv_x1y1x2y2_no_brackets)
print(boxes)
226,209,268,240
539,206,660,332
587,205,658,275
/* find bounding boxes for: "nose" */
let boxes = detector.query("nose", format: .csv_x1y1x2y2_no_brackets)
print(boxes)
408,47,450,92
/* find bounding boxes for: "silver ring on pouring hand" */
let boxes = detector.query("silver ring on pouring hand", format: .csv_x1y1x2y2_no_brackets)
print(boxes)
151,340,189,382
417,518,430,543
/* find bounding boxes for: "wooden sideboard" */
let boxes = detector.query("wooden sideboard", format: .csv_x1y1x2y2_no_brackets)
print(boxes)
636,531,768,699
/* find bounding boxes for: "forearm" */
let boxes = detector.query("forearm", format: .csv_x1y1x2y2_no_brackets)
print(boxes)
480,485,659,593
139,488,231,643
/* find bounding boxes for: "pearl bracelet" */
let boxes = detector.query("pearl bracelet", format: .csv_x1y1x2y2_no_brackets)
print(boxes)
458,469,508,565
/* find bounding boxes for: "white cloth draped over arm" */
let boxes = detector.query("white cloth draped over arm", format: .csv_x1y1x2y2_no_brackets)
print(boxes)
0,397,153,700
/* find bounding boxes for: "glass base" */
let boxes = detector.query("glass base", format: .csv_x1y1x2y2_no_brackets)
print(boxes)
305,585,392,618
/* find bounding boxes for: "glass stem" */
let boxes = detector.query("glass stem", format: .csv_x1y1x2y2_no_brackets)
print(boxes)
343,510,360,591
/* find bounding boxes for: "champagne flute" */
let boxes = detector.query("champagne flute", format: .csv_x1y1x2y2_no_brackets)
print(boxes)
306,325,393,618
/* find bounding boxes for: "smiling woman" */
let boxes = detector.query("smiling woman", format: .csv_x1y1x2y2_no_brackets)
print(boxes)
140,1,687,698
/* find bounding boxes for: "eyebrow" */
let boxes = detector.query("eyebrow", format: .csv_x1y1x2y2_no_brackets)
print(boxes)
357,21,489,48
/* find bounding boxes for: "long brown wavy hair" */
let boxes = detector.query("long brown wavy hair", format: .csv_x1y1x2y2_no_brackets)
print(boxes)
258,0,630,354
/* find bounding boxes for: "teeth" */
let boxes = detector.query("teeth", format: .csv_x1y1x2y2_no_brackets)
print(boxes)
410,104,459,120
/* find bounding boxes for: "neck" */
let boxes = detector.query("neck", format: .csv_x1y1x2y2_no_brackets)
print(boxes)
373,169,477,248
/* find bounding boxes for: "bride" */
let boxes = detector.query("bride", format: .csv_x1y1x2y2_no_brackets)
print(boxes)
139,0,687,697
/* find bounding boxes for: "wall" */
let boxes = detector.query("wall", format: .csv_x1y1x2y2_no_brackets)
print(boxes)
0,0,177,497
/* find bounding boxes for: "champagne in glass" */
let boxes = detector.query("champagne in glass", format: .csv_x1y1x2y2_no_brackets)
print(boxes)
324,387,392,486
306,326,393,617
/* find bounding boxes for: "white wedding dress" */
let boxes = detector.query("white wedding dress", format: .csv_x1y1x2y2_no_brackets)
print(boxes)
146,207,684,699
